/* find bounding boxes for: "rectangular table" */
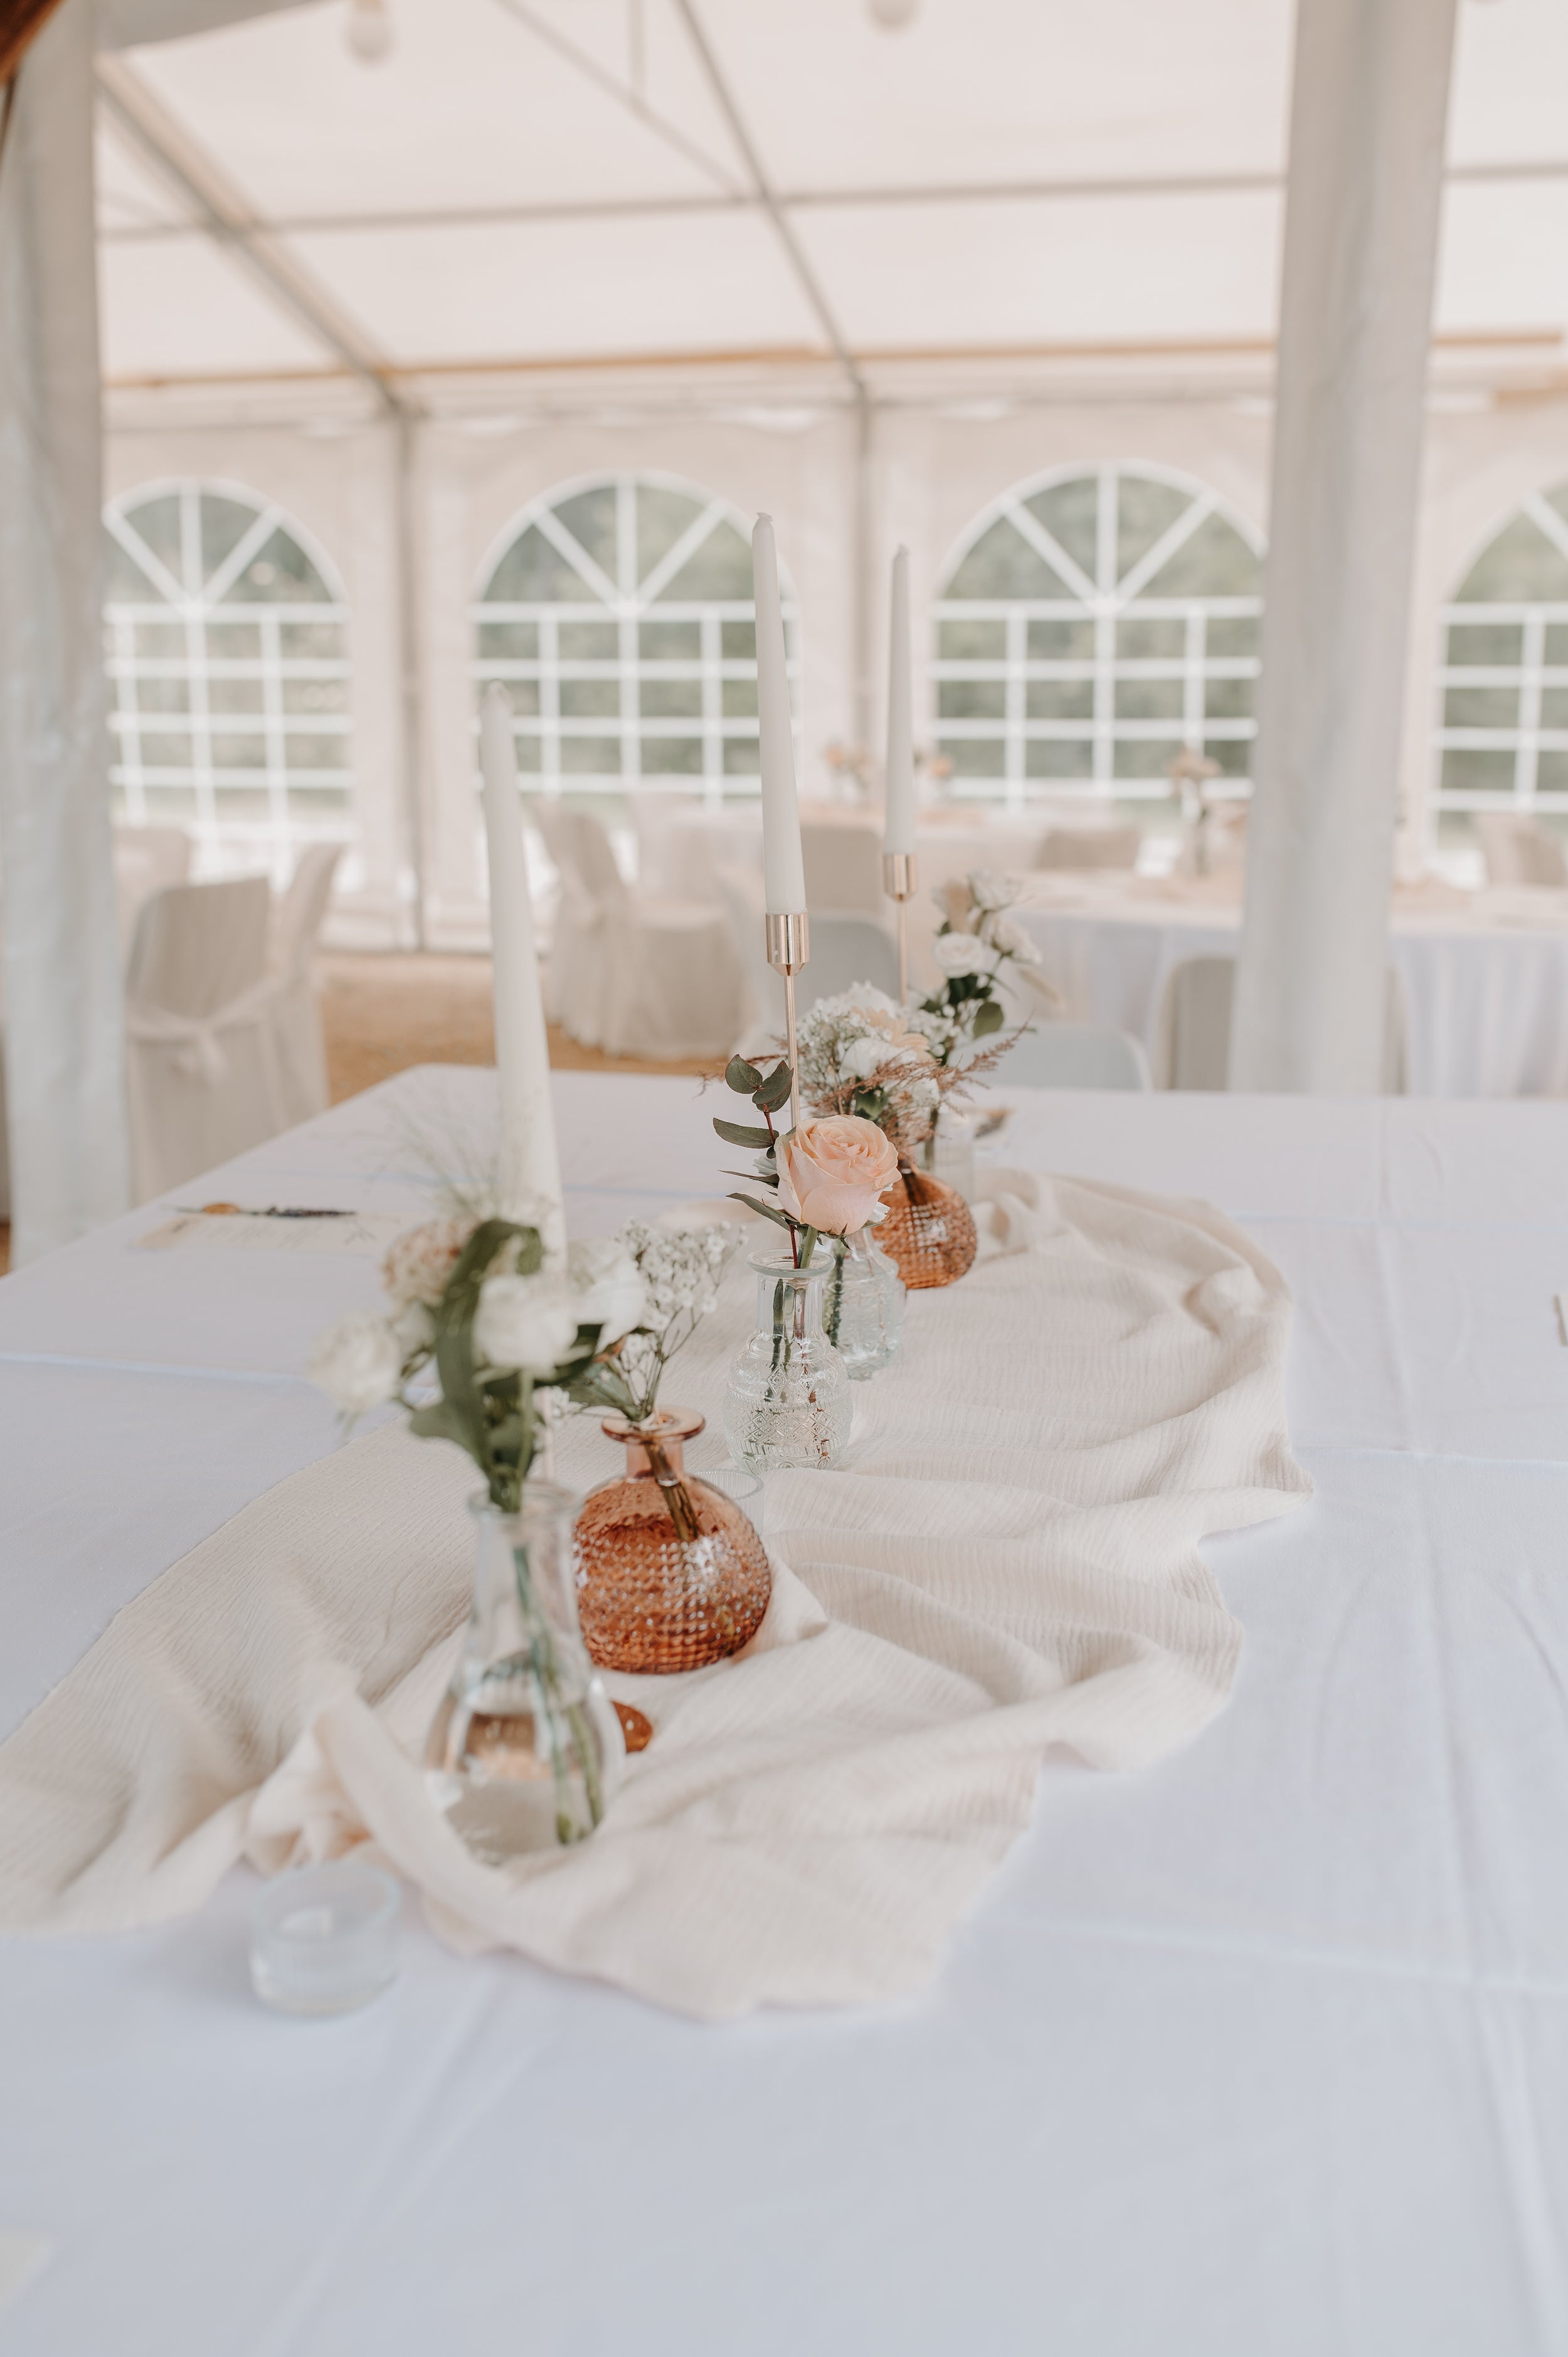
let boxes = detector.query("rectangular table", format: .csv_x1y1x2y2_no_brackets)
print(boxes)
3,1068,1567,2354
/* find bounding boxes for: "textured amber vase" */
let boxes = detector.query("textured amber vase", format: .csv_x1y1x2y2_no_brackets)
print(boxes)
877,1162,978,1290
575,1410,771,1674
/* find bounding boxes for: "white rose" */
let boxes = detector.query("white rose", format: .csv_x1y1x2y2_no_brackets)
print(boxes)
978,912,1036,960
568,1238,647,1345
932,929,999,979
473,1272,581,1375
840,1033,886,1081
307,1312,403,1415
967,868,1019,913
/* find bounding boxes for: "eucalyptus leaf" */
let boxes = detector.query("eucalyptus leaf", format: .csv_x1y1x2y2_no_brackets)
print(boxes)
754,1060,793,1114
728,1191,795,1230
726,1055,762,1093
973,998,1005,1036
714,1117,775,1149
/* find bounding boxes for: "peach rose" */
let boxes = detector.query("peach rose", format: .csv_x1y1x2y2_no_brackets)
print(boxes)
776,1115,898,1237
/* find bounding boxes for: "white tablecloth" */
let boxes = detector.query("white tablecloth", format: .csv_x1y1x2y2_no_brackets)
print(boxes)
1018,879,1568,1096
3,1068,1568,2352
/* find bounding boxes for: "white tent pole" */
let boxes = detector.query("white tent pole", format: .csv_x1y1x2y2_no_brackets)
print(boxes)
1229,0,1458,1094
393,405,427,952
0,0,130,1258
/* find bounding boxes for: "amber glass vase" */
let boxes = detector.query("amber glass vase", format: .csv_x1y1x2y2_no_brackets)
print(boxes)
877,1162,978,1290
575,1410,772,1674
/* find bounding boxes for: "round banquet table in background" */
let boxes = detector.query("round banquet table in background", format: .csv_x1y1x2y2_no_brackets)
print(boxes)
1016,879,1568,1097
3,1065,1568,2351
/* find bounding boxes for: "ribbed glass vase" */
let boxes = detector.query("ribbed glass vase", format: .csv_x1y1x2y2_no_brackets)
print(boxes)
723,1252,852,1472
575,1409,772,1673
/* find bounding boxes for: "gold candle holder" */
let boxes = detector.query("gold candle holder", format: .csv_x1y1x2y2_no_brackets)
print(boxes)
765,910,810,1132
882,850,919,1002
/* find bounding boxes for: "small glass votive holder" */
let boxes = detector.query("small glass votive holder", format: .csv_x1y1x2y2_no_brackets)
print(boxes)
250,1861,401,2018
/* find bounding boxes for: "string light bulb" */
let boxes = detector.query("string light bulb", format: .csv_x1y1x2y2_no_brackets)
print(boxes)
346,0,394,63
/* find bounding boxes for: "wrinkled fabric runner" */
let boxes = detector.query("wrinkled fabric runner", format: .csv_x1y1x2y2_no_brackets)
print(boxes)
0,1174,1310,2019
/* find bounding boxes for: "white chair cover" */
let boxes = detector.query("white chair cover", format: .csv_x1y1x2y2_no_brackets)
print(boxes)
124,878,290,1201
1158,955,1407,1092
714,861,782,1058
992,1023,1152,1090
266,843,341,1126
801,817,884,918
797,913,899,1012
112,826,191,954
1474,811,1568,889
546,809,744,1060
630,790,704,897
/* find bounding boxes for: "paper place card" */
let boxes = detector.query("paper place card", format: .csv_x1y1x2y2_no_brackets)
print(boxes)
137,1211,411,1257
0,2230,52,2314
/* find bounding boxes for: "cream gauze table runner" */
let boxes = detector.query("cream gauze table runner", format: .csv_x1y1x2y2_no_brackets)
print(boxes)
0,1175,1310,2020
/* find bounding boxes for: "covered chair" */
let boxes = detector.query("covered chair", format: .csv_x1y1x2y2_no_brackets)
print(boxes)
1158,955,1407,1092
1474,811,1568,889
112,826,191,953
797,913,899,1012
801,816,884,918
267,843,342,1125
630,790,704,897
714,860,781,1056
990,1023,1152,1090
124,877,289,1200
545,807,743,1059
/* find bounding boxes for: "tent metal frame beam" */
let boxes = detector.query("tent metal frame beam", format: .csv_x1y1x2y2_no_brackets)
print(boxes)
97,156,1568,245
670,0,875,750
95,55,430,949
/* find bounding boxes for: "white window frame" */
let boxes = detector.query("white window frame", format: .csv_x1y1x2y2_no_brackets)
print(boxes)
472,469,799,809
933,460,1263,814
1432,492,1568,828
105,477,353,880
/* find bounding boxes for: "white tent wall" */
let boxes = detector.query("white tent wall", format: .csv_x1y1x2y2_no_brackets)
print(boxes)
102,367,1568,952
413,402,857,947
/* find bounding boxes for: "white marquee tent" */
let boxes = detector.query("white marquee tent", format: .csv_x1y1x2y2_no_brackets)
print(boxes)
5,0,1568,1255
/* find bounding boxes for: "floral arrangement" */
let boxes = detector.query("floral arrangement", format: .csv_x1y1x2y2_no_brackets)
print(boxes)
568,1220,736,1425
914,868,1052,1070
308,1218,647,1512
795,985,958,1159
716,1050,898,1265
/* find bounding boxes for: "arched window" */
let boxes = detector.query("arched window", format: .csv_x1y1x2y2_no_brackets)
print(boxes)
473,472,797,804
1434,488,1568,836
105,481,352,875
933,463,1263,809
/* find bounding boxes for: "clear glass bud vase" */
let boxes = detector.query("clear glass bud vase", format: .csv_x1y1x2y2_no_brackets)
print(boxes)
919,1104,977,1198
425,1484,625,1864
723,1252,852,1472
821,1226,904,1379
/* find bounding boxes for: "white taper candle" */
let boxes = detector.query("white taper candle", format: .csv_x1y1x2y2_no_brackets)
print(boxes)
752,513,807,914
884,544,916,856
479,683,564,1264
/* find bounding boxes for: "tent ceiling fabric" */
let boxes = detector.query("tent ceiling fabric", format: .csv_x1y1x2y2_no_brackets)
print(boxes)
90,0,1568,395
